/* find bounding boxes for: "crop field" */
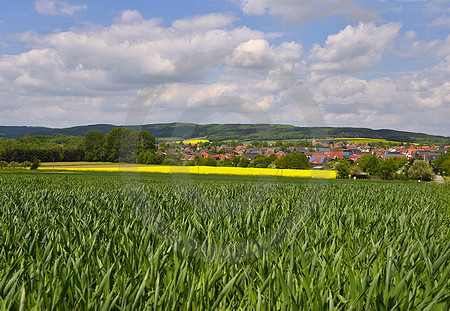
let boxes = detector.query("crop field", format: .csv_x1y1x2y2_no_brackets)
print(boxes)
0,171,449,309
317,138,420,145
41,165,337,179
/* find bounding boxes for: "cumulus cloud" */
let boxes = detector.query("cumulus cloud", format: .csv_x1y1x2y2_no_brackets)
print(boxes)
399,31,450,58
0,11,312,127
35,0,86,16
309,23,401,73
240,0,379,26
309,56,450,134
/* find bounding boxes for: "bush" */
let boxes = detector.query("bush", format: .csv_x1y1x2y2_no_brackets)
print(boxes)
30,159,41,170
407,160,435,181
21,161,32,168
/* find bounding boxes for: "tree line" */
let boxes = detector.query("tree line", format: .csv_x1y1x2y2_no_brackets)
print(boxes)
0,129,156,164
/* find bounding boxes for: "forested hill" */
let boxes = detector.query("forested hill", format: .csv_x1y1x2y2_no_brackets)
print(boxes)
0,123,448,145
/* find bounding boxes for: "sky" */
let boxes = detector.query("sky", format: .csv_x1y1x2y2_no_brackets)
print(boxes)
0,0,448,136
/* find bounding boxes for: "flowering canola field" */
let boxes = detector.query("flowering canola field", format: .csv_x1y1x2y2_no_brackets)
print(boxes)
45,165,337,179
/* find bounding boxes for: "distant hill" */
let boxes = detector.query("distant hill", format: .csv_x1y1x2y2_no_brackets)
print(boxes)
0,123,448,145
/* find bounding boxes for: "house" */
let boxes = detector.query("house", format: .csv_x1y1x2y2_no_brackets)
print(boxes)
309,157,325,165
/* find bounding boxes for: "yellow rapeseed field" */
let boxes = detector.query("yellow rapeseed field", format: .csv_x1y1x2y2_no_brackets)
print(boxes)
44,166,337,179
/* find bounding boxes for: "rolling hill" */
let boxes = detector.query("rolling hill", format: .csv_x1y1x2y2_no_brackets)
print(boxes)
0,123,448,145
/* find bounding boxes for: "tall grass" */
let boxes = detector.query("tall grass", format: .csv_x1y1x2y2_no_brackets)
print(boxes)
0,172,448,309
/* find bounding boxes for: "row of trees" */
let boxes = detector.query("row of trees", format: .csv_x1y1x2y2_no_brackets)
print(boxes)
85,129,156,163
137,152,312,169
0,159,41,170
335,155,435,181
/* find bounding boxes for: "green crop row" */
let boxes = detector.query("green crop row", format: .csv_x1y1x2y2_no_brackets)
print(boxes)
0,172,449,310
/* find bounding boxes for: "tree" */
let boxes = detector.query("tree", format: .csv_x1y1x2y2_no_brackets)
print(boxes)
204,157,217,166
408,160,435,181
21,161,32,168
137,131,156,154
30,159,41,170
0,161,8,169
359,154,380,177
379,158,398,180
335,158,351,179
84,131,105,161
433,152,450,176
238,157,251,167
274,153,309,169
162,156,181,166
350,164,362,177
8,161,19,169
252,154,277,168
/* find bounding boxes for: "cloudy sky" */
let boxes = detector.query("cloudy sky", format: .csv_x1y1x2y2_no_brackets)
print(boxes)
0,0,448,135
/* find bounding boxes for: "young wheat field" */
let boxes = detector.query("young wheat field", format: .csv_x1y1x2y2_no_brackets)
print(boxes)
0,171,448,310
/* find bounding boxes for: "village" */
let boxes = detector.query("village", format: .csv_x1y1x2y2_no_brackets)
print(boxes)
156,139,449,170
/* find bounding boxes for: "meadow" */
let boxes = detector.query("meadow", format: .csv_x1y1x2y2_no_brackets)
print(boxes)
0,171,448,310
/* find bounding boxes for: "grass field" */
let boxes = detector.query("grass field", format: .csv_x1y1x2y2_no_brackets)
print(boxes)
0,171,448,309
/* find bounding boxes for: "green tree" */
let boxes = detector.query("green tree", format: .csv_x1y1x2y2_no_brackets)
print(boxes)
162,156,181,166
335,159,351,179
274,153,309,169
137,131,156,154
359,154,380,177
21,161,32,168
0,161,8,169
379,158,398,180
204,157,217,166
408,160,435,181
433,152,450,176
8,161,19,169
30,159,41,170
84,131,105,161
238,157,251,168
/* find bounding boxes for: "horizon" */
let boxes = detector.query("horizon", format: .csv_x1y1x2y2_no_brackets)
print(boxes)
0,1,449,136
2,122,448,138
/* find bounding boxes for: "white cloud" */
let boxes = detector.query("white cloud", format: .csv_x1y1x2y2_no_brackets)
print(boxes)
240,0,380,26
172,13,236,31
35,0,86,16
429,15,450,28
309,56,450,134
309,23,401,73
0,11,309,127
399,33,450,58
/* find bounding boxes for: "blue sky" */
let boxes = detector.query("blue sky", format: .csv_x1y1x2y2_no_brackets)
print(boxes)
0,0,448,135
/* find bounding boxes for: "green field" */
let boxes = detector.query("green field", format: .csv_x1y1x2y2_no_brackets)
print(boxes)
0,171,449,309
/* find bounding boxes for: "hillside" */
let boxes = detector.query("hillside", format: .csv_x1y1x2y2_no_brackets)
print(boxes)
0,123,448,145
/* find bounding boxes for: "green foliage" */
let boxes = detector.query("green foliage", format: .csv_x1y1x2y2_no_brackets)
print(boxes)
408,160,435,181
433,152,450,176
137,151,163,165
7,161,19,169
30,159,41,170
238,157,251,168
274,153,309,169
2,123,448,144
359,154,381,177
252,154,277,168
0,172,448,309
379,158,399,180
162,156,181,166
84,131,105,161
0,161,7,169
204,157,217,166
21,161,32,168
335,158,351,179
